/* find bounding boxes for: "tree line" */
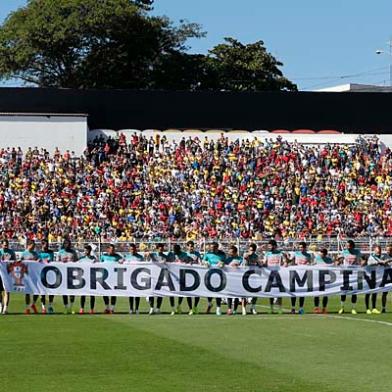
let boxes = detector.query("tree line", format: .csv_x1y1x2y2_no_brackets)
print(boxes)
0,0,296,91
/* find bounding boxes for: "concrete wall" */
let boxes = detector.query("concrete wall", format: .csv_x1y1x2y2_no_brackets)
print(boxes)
0,115,87,155
90,129,392,147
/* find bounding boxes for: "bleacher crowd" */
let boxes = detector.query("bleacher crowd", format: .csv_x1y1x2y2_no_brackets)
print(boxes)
0,133,389,242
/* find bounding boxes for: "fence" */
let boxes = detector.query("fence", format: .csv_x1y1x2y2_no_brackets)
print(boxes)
5,237,392,260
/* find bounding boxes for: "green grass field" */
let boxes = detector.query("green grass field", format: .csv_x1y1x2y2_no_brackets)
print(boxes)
1,294,392,392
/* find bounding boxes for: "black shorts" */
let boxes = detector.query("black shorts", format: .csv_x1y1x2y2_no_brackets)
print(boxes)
0,275,3,292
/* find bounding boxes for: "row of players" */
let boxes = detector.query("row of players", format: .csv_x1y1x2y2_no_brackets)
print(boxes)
0,238,391,316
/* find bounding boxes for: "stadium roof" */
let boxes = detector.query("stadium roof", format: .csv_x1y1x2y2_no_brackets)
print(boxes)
1,87,392,133
315,83,392,92
0,112,88,117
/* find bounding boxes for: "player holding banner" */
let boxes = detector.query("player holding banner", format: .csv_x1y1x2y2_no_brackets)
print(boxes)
242,243,262,316
381,245,392,312
203,242,226,316
290,242,313,315
0,239,16,315
148,243,169,315
172,244,192,315
313,248,334,314
100,244,123,314
39,240,55,314
78,245,97,315
185,241,202,315
21,240,41,314
58,239,78,314
364,245,383,314
226,245,243,315
264,240,288,314
337,240,365,315
123,243,144,315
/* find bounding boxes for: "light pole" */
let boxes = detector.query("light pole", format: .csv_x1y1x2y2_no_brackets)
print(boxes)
376,38,392,86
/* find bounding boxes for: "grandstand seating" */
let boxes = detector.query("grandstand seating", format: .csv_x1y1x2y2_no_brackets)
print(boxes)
0,133,388,243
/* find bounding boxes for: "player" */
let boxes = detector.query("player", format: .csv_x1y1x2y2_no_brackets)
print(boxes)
123,243,144,315
242,243,262,315
337,240,365,315
203,242,226,316
263,239,288,314
0,239,16,315
185,241,202,315
313,248,334,314
148,243,170,315
78,245,97,315
365,245,383,315
100,244,123,314
171,244,191,315
38,239,55,314
58,239,78,314
290,242,313,315
225,245,243,315
20,240,40,314
381,245,392,313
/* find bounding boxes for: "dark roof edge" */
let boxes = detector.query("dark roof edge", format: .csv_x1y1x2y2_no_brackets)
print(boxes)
0,112,88,117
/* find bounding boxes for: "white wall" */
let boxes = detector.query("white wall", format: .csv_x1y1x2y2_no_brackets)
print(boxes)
90,128,392,148
0,115,87,155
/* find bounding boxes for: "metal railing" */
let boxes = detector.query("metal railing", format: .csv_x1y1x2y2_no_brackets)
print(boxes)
5,237,392,260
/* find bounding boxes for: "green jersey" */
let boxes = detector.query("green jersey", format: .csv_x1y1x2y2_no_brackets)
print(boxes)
340,249,362,266
243,252,259,266
186,251,202,264
100,253,122,263
314,255,334,265
78,255,97,263
172,251,190,263
203,251,226,266
225,256,243,266
21,250,39,261
150,252,170,263
367,253,383,266
124,253,144,262
58,248,78,262
0,248,16,261
39,250,54,263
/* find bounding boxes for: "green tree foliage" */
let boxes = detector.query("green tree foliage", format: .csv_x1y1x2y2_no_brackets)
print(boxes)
0,0,203,88
0,0,296,91
207,38,297,91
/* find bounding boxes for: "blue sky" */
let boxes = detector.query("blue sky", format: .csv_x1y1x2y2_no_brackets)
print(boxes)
1,0,392,90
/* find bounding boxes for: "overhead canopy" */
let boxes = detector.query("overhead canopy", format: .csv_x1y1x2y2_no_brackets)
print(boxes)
0,88,392,132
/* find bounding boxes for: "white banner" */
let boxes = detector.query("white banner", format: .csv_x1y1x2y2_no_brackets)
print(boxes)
1,261,392,297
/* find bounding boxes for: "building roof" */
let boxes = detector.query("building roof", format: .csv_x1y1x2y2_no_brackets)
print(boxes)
0,112,88,117
315,83,392,92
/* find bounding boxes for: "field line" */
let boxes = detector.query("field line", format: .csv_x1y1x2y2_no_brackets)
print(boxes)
255,304,392,326
322,314,392,327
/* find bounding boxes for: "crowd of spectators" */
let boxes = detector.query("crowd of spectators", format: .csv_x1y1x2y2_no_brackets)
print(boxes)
0,133,390,243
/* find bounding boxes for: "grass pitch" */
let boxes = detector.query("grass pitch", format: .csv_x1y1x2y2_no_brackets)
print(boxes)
1,295,392,392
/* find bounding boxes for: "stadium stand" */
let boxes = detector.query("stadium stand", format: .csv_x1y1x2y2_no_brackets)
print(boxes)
0,132,389,247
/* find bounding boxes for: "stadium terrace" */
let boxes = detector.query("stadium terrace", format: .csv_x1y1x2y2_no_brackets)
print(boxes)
0,133,390,242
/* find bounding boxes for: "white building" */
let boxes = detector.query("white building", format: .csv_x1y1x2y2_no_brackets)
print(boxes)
315,83,392,92
0,113,88,155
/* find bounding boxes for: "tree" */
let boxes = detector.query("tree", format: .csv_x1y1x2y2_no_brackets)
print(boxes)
133,0,154,10
151,52,212,91
0,0,203,88
0,1,296,91
150,39,297,91
206,38,296,91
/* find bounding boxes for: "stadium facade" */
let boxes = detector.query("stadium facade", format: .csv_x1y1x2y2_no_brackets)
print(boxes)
0,113,87,155
1,87,392,152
